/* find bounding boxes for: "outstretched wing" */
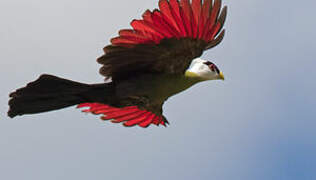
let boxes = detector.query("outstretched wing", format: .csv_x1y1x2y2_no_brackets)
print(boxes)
98,0,227,81
77,102,169,128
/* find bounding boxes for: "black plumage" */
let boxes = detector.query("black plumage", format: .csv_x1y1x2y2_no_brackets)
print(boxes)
8,0,227,127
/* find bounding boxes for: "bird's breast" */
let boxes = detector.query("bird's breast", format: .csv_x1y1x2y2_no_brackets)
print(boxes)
116,73,201,103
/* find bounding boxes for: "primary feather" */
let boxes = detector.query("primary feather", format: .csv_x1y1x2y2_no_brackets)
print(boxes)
98,0,227,81
8,0,227,128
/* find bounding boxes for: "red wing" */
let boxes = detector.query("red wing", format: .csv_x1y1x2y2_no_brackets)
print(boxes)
110,0,227,48
77,103,168,128
98,0,227,80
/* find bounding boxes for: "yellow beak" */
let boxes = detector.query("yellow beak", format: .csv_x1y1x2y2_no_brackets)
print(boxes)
219,71,225,80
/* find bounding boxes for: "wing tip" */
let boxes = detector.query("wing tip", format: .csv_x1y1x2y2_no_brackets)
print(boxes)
205,29,225,50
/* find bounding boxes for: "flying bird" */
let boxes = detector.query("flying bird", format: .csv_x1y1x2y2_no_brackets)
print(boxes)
8,0,227,128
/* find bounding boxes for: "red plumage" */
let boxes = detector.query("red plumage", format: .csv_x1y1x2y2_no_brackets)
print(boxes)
8,0,227,128
79,0,226,128
111,0,225,47
77,103,168,127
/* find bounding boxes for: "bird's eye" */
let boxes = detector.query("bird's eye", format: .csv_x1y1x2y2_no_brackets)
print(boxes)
205,62,219,74
204,61,220,73
209,64,216,72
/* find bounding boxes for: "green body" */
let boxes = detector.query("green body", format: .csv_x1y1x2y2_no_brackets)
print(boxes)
149,74,202,101
114,73,203,115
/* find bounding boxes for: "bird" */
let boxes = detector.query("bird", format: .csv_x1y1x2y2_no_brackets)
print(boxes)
8,0,227,128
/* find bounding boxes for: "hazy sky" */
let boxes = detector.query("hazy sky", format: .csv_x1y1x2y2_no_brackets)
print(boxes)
0,0,315,180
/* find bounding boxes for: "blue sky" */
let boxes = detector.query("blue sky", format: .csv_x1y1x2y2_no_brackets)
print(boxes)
0,0,315,180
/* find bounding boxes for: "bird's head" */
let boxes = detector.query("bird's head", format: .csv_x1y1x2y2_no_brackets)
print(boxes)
185,58,224,81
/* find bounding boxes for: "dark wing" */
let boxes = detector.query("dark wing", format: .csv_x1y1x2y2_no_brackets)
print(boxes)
77,76,169,128
97,0,227,81
77,102,169,128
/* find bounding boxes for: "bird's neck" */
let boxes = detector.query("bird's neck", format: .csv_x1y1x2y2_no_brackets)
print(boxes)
184,71,202,79
152,73,204,101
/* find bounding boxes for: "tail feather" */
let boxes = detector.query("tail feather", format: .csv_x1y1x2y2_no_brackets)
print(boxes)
8,74,111,118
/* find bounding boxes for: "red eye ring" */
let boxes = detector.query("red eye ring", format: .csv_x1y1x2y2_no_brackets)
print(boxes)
209,64,216,71
203,61,220,74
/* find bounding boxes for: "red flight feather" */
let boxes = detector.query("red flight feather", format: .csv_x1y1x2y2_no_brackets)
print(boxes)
110,0,225,47
77,103,167,128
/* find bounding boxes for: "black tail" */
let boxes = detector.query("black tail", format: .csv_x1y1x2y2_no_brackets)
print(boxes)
8,74,112,118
